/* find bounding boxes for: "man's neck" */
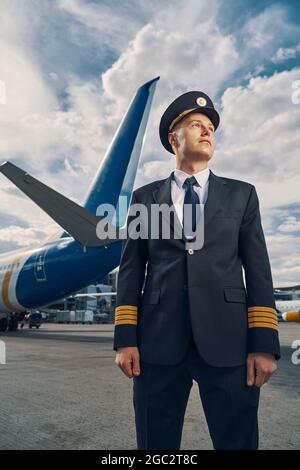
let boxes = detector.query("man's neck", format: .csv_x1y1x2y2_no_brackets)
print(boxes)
175,162,209,175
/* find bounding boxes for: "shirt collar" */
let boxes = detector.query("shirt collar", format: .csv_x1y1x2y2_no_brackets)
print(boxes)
173,167,210,189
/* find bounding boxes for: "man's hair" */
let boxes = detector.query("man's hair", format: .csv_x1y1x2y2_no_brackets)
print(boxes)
168,124,179,153
169,121,181,133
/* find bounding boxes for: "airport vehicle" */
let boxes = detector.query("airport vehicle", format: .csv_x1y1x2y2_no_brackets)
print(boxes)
94,312,109,324
0,77,159,331
56,309,94,324
29,312,43,329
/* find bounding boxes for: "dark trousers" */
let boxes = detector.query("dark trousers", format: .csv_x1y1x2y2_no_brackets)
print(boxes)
133,337,260,450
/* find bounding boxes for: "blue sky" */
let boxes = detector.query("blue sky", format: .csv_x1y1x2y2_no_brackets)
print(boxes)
0,0,300,286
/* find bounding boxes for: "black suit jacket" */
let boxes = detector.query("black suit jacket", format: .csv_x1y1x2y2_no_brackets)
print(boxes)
113,169,280,366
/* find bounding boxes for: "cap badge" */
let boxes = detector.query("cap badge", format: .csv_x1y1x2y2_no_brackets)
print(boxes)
196,97,207,107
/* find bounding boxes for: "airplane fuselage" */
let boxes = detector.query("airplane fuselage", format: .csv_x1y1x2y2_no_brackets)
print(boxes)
0,238,123,313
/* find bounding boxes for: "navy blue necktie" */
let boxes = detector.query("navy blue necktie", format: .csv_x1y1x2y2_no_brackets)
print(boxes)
183,176,200,237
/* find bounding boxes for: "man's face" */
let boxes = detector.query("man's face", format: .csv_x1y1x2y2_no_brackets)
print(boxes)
168,112,215,161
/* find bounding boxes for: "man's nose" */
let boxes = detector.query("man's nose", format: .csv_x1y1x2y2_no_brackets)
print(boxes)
201,125,210,135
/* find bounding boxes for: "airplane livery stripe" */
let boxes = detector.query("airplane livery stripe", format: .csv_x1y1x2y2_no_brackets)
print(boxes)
2,255,23,311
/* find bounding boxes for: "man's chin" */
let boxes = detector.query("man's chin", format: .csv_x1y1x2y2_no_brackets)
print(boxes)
189,150,212,160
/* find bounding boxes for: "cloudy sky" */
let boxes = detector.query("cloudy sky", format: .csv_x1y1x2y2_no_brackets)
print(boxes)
0,0,299,286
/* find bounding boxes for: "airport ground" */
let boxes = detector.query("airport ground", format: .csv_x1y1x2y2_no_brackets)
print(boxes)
0,323,299,450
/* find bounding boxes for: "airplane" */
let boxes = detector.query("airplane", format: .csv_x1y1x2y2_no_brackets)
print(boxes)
275,300,300,322
0,77,160,332
72,292,116,299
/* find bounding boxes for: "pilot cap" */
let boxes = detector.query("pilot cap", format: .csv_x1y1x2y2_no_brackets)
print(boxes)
159,91,220,154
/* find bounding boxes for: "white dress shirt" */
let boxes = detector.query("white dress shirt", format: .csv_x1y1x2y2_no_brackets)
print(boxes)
171,167,210,227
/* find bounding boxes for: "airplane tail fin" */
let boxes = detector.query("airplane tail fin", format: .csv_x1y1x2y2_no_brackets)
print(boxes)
0,77,159,246
82,76,159,225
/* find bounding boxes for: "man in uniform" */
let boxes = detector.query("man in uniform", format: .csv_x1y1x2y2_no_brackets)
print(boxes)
113,90,280,450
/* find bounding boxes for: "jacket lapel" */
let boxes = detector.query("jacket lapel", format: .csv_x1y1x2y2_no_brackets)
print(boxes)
152,171,183,241
204,170,229,228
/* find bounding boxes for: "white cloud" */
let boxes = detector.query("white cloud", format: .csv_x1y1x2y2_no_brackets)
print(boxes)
102,2,239,103
102,0,240,191
0,225,53,249
218,68,300,186
0,1,125,249
56,0,143,52
271,45,300,64
266,234,300,287
204,68,300,287
277,216,300,233
244,5,299,50
243,65,266,82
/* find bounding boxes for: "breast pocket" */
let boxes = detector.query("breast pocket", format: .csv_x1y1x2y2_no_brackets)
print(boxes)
223,287,247,303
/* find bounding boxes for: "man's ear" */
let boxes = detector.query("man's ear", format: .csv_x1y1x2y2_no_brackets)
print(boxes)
168,131,178,149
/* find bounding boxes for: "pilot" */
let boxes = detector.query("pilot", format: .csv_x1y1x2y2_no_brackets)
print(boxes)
113,90,280,450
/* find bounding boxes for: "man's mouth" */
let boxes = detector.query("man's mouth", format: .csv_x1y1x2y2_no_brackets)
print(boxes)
198,140,211,145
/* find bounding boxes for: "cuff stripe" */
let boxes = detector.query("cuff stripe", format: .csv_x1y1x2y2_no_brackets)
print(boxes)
115,305,138,326
248,312,277,320
116,310,137,317
248,317,278,325
115,319,137,326
247,306,279,330
115,305,138,312
248,321,279,330
115,315,137,319
248,306,277,314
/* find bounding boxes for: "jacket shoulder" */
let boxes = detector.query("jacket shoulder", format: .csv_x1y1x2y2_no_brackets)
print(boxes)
133,178,167,199
216,175,256,209
218,175,254,190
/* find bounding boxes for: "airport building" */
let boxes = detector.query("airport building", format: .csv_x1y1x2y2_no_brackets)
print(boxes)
274,284,300,301
42,275,300,323
44,269,118,323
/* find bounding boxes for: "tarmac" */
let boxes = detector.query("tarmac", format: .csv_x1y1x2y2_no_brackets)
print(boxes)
0,322,299,450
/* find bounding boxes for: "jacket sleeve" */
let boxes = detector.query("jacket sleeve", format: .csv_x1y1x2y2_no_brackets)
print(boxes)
113,190,148,351
238,185,281,360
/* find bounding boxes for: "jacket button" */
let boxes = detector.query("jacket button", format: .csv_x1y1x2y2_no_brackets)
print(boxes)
188,249,194,255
